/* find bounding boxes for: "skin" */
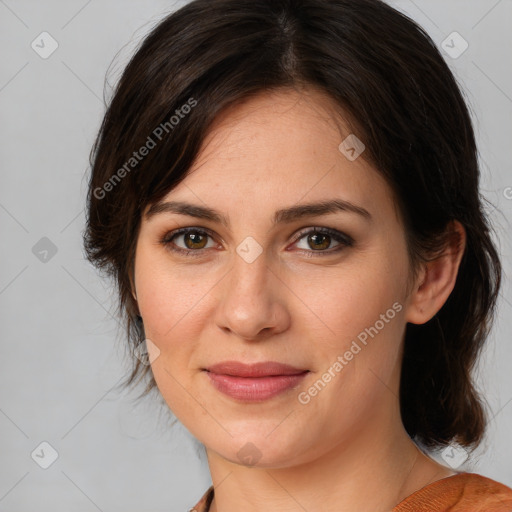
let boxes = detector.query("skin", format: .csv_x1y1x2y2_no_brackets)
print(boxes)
132,86,466,511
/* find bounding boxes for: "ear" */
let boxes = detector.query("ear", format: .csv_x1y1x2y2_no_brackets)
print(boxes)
129,267,137,302
405,220,466,325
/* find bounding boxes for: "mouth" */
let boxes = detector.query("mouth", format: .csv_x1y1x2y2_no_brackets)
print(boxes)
204,360,309,377
202,361,309,402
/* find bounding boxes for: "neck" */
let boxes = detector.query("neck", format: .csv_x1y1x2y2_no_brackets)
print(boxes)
205,401,453,512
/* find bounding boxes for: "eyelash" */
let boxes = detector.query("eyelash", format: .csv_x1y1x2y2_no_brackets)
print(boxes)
159,226,354,258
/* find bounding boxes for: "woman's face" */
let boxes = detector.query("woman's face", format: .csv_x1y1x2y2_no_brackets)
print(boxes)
133,87,416,468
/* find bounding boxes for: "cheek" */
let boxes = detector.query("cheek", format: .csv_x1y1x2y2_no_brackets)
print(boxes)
297,246,408,394
134,244,212,339
133,249,211,413
295,251,406,341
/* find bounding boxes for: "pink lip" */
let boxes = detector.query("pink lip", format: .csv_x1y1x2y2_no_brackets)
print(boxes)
203,361,309,402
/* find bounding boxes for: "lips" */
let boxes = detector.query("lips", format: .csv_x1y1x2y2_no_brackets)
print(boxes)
203,361,309,402
204,360,308,377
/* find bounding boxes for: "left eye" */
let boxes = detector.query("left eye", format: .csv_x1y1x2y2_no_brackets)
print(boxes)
160,227,353,256
292,227,354,255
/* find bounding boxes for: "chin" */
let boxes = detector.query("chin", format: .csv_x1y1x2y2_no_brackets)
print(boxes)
205,430,313,469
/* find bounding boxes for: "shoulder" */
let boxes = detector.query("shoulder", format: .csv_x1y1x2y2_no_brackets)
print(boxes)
393,472,512,512
189,485,214,512
188,475,512,512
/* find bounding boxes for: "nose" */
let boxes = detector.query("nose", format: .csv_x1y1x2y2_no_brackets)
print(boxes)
213,249,290,341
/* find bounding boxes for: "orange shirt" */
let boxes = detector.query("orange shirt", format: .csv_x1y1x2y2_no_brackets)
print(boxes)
189,473,512,511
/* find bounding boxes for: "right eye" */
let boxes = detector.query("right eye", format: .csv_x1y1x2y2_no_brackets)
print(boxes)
160,227,219,257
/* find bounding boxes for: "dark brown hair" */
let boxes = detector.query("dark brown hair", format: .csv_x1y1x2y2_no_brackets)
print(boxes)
83,0,501,450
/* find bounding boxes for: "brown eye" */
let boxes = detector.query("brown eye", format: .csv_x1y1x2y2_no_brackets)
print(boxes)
160,226,353,258
307,232,331,250
182,231,208,249
293,227,354,256
161,228,216,256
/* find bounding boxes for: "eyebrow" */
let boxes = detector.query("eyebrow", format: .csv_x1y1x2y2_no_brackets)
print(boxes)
145,198,372,226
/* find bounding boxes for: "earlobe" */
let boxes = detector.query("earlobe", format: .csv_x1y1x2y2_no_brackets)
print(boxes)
405,221,466,325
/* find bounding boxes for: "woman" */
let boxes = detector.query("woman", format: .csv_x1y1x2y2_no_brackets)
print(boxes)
83,0,512,510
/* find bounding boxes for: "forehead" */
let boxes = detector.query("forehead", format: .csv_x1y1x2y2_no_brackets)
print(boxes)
143,87,401,227
199,86,352,151
181,88,364,185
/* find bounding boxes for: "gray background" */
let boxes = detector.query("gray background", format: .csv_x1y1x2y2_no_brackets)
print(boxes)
0,1,511,510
